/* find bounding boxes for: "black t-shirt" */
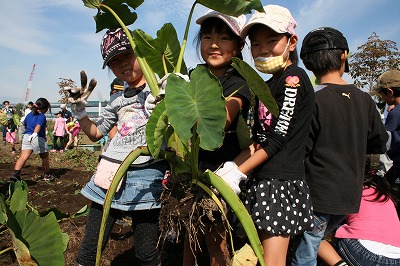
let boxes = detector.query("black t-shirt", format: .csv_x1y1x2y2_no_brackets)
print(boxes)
61,109,73,122
198,67,251,171
305,84,388,214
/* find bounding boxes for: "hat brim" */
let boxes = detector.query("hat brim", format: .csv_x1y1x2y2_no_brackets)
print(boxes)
240,20,289,39
196,13,241,37
102,47,132,69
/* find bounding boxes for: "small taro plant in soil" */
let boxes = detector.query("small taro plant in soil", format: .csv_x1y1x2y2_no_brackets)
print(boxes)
78,0,279,265
0,181,89,265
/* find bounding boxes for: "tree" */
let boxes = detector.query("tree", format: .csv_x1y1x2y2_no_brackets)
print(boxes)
349,32,400,92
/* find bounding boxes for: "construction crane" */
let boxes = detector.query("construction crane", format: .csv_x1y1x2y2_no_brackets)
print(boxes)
23,64,36,104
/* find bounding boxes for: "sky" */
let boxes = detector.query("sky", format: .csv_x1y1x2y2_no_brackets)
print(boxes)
1,0,399,106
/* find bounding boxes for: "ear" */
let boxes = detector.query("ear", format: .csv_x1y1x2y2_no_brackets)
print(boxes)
289,35,298,51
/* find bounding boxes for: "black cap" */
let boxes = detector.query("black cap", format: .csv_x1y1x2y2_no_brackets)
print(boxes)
300,27,349,72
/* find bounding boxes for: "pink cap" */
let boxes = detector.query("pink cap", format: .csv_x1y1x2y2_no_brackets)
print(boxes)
196,10,246,38
241,5,297,38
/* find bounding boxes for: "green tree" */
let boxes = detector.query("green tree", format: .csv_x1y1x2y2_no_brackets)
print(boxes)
349,32,400,93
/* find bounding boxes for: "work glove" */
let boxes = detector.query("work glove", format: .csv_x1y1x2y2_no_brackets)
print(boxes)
63,70,97,120
7,129,11,133
144,73,190,116
215,161,247,195
28,132,38,143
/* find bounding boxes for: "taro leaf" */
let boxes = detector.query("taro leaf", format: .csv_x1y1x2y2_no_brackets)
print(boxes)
232,58,279,117
10,231,38,266
198,0,264,16
9,181,28,213
0,196,8,224
72,205,90,218
146,100,168,158
81,0,144,33
236,115,252,149
133,24,188,78
39,208,69,220
8,210,66,265
165,66,226,151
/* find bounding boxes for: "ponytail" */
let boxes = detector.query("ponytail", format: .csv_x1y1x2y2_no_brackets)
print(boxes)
31,98,50,115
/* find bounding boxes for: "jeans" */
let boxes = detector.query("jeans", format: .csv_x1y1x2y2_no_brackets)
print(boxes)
337,238,400,266
77,202,161,266
291,211,345,266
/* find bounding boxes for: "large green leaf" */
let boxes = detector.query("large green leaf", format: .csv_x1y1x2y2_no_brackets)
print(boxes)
94,0,143,33
9,181,28,213
198,0,264,16
82,0,143,33
8,211,67,265
133,24,188,78
232,58,279,117
146,100,169,158
165,66,226,151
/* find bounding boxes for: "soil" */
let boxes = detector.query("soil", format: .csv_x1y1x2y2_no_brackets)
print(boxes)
0,136,184,266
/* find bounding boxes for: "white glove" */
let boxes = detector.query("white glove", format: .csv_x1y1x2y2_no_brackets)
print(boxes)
28,132,38,143
215,161,247,195
158,73,190,93
63,70,97,120
7,129,11,133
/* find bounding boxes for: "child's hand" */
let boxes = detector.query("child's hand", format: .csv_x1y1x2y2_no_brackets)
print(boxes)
28,133,38,142
215,161,247,195
64,70,97,120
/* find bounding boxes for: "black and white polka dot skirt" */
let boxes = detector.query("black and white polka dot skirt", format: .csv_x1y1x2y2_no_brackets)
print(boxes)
244,178,314,236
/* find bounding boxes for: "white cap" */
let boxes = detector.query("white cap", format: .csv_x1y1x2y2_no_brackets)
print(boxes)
241,5,297,38
60,104,66,108
196,10,246,38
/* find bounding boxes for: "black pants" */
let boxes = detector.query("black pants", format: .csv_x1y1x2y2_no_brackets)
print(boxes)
76,202,161,266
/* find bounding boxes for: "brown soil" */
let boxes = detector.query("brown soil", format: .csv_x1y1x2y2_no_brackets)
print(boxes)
0,137,184,266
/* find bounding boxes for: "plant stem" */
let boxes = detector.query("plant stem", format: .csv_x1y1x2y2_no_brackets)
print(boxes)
99,4,159,96
0,247,13,255
175,2,197,73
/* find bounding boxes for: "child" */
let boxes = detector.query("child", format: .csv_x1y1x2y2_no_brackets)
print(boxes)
5,119,17,154
65,119,81,149
216,5,315,266
375,70,400,204
318,173,400,265
291,27,388,266
11,98,53,182
74,28,168,266
183,10,251,266
51,111,67,152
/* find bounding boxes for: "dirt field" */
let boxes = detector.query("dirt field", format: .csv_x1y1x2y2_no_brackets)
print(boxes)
0,135,184,266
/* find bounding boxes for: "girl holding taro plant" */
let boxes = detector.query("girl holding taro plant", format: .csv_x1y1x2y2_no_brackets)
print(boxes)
182,10,251,266
70,28,168,266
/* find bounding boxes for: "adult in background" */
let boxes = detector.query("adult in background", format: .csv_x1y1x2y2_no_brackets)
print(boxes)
19,101,34,141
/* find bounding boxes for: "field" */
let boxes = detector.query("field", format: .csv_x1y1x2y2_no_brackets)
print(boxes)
0,134,183,266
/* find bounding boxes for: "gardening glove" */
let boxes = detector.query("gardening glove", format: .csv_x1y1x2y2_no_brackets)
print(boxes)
158,73,190,97
28,132,38,143
63,70,97,120
215,161,247,195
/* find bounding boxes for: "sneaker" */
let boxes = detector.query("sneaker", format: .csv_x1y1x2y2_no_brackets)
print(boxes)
43,174,55,181
10,175,21,182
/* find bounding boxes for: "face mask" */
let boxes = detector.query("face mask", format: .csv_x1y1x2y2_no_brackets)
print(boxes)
254,39,291,74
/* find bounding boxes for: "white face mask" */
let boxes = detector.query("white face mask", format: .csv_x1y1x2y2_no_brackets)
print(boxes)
254,39,290,74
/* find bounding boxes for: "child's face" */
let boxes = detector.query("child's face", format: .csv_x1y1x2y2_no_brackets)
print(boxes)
249,25,293,60
108,51,145,87
200,28,240,77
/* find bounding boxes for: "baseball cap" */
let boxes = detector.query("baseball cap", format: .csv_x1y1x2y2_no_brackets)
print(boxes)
240,5,297,38
100,28,132,69
196,10,246,38
300,27,350,72
371,70,400,95
60,104,66,109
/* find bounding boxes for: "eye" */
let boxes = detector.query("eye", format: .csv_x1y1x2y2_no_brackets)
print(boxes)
201,34,211,40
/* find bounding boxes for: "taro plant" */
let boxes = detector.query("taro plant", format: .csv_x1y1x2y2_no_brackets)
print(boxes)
0,181,69,265
81,0,279,265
